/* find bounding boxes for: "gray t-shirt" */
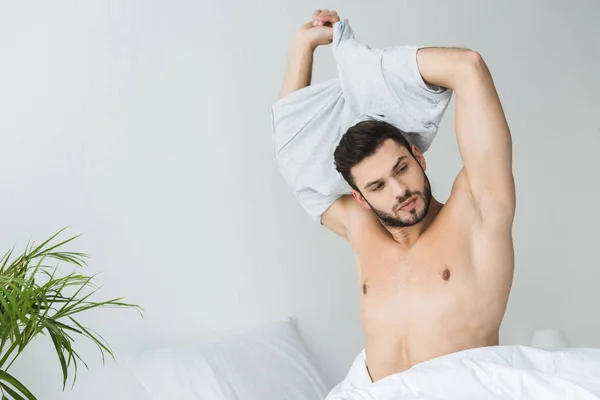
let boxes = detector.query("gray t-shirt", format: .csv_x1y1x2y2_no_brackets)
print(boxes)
271,19,452,221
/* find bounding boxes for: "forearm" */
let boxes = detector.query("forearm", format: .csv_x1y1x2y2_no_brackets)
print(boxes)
279,36,316,99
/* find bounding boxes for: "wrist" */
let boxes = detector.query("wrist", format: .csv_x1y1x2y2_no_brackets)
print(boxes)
293,32,318,52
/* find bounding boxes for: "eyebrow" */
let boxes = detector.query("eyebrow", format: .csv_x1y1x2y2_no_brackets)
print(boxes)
363,156,407,190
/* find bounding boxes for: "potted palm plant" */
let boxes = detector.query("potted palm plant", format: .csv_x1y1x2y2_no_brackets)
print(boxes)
0,229,142,399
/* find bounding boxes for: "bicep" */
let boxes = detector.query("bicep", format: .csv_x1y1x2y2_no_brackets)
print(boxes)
454,53,515,220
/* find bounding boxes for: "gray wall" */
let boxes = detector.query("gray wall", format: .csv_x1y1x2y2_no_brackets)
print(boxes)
1,0,599,398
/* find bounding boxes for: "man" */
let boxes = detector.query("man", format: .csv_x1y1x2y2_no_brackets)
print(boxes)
279,10,515,384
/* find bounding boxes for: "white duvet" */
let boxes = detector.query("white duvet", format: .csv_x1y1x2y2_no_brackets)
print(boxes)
326,345,600,400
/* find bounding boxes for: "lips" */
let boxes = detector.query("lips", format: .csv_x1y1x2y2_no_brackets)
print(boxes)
398,196,417,211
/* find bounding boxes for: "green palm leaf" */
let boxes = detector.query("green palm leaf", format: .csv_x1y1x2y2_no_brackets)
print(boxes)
0,229,143,399
0,369,35,400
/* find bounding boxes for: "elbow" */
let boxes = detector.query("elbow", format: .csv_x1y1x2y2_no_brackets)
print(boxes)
457,50,491,85
461,50,485,67
464,49,488,69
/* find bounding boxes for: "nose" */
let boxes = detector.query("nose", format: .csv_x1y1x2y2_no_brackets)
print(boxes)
389,179,409,200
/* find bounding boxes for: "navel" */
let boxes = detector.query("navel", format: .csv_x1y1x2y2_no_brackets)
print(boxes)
442,268,451,281
362,283,368,295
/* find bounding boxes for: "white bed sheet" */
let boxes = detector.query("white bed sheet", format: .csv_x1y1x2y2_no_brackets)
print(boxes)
327,345,600,400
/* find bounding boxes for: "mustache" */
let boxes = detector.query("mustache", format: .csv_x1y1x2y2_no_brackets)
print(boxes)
393,192,422,212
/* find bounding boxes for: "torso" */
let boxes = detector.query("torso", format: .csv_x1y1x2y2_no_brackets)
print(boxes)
350,172,514,382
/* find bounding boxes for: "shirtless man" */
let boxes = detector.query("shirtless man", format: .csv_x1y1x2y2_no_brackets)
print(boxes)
279,10,515,383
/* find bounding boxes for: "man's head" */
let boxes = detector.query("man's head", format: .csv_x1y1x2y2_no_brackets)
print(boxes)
333,120,432,228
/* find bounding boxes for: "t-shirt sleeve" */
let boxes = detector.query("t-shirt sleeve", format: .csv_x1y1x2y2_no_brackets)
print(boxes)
270,79,352,221
378,45,452,150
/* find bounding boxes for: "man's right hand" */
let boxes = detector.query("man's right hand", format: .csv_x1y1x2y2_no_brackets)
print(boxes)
279,10,340,98
295,10,340,49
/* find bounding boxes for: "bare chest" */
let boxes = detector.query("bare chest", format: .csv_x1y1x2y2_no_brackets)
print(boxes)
356,230,481,330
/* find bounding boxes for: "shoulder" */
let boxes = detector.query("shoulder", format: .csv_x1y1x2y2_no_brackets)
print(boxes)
322,195,395,250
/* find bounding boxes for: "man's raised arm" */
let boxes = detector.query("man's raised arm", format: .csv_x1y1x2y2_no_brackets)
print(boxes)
277,10,355,239
415,48,515,222
279,10,339,99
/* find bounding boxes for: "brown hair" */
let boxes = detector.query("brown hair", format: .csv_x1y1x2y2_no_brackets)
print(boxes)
333,120,413,191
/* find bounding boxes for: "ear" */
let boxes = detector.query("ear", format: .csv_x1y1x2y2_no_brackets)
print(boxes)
411,145,427,172
352,190,371,210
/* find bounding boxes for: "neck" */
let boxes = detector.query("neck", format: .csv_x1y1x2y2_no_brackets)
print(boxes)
385,198,443,247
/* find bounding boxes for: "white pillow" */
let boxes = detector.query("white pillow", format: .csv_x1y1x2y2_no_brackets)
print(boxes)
123,318,328,400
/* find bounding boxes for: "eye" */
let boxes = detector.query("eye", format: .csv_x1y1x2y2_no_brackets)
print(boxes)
396,165,408,174
372,183,384,192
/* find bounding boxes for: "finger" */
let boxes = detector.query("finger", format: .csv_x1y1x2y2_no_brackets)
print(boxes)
313,9,324,26
316,9,330,25
317,10,338,25
321,13,339,24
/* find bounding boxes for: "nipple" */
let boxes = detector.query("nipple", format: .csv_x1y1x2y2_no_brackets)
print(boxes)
442,268,451,281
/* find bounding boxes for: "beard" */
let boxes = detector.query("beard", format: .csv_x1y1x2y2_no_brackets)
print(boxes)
366,173,432,228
